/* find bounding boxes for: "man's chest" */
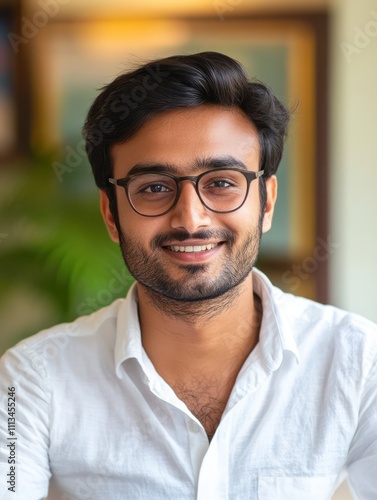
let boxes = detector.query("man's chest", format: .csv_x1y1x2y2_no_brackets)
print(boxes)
172,385,227,440
49,378,354,500
166,372,239,440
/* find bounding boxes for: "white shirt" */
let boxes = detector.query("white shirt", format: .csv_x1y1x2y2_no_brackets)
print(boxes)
1,268,377,500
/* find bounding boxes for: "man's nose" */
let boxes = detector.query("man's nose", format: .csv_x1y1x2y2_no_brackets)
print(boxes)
169,181,211,233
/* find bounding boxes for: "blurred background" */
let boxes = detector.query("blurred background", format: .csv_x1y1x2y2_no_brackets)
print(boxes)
1,1,376,497
1,0,377,353
1,0,377,351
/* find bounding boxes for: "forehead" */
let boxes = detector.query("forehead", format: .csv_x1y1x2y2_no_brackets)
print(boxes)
111,105,260,177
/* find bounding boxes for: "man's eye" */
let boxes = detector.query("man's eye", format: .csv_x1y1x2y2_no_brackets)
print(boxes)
143,184,171,193
212,180,232,188
205,179,234,189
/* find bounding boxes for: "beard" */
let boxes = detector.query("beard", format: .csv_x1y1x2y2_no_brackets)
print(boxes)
117,215,263,318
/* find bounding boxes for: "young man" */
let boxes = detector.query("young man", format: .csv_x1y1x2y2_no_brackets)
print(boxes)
1,52,376,499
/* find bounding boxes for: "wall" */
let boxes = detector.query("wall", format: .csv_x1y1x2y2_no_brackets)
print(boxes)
330,1,377,490
330,0,377,323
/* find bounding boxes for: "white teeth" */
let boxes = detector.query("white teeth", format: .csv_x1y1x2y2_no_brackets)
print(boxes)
168,243,219,253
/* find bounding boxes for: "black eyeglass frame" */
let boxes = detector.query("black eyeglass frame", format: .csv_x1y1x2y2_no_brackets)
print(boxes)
108,167,265,217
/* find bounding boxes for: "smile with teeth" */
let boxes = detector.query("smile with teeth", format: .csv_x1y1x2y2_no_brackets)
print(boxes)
167,243,220,253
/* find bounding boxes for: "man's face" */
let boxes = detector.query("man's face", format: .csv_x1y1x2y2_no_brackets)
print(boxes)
101,106,277,302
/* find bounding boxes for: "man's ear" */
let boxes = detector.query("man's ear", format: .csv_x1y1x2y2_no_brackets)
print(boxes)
99,189,119,243
262,175,278,234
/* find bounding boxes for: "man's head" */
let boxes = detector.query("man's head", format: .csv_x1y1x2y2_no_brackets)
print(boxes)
83,52,290,311
83,51,290,225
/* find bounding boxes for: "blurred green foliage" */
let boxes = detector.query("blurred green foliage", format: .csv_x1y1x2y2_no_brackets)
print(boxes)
0,152,133,342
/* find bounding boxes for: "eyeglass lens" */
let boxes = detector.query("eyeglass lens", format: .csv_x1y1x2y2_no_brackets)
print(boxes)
127,170,248,216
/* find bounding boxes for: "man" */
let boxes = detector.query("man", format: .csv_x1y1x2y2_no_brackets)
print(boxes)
1,52,376,499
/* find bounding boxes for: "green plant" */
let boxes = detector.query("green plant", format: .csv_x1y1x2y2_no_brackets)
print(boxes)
0,152,133,342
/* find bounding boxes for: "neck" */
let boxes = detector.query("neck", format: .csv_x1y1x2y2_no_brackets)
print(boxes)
137,273,262,383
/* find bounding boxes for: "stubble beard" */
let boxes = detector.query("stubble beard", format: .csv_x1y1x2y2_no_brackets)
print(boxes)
118,220,263,322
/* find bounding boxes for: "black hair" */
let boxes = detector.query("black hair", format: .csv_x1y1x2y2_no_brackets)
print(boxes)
83,51,290,222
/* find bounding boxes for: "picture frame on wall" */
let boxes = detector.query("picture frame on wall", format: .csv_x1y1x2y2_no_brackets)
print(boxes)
29,12,328,300
0,4,17,160
0,0,29,163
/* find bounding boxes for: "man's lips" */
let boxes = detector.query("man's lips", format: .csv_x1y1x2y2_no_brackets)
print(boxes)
165,243,221,253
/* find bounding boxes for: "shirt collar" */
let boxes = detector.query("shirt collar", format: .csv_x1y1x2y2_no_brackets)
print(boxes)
114,268,300,378
252,268,300,368
114,284,145,379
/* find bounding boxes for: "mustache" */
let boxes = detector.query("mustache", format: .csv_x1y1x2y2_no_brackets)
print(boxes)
151,229,236,249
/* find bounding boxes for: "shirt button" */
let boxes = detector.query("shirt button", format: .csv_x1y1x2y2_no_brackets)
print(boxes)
188,420,200,433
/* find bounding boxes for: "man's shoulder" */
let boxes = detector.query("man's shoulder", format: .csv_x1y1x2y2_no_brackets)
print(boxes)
1,297,126,364
255,268,377,345
273,282,377,353
282,287,375,330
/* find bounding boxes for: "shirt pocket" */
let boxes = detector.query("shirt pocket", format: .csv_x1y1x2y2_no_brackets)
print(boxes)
258,475,338,500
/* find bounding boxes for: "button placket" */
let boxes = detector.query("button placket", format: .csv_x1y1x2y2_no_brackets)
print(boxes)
188,420,201,433
187,418,208,484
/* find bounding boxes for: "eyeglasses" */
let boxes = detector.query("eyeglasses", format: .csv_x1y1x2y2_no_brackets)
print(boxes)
108,167,264,217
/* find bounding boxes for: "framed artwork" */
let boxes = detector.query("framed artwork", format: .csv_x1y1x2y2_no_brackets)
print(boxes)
30,12,328,300
0,3,18,160
0,0,29,162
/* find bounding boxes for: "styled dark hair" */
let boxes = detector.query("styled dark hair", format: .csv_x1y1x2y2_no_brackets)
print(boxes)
83,51,290,220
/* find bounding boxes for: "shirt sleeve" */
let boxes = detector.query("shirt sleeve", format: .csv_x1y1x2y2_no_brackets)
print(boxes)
346,350,377,499
0,342,51,500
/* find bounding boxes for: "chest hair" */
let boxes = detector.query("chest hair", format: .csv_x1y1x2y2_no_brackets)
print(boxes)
172,376,234,441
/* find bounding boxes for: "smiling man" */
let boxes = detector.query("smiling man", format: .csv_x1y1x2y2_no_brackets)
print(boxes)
1,52,377,499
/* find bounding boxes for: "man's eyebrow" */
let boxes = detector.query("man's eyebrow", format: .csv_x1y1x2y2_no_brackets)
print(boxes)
127,156,248,176
194,156,248,171
127,162,179,176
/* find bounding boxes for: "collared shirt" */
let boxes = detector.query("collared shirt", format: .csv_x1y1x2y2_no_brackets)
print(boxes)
1,268,377,500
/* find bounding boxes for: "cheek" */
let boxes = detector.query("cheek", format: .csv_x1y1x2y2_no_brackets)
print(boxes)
233,195,261,227
118,215,165,245
222,210,260,238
